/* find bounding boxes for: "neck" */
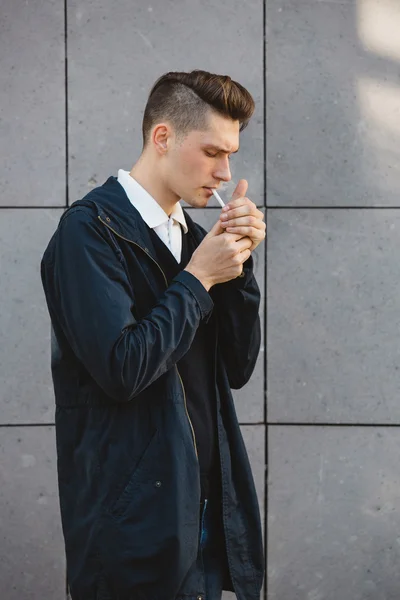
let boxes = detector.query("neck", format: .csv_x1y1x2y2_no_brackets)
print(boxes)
129,155,180,217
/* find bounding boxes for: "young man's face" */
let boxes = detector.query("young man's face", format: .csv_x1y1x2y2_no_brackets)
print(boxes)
165,111,240,208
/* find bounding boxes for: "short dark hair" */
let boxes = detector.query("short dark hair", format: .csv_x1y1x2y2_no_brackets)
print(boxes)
142,69,255,147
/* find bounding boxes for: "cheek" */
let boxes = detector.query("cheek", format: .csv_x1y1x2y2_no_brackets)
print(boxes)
180,152,208,176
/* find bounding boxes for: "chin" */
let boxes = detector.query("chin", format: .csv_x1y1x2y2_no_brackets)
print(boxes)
182,195,209,208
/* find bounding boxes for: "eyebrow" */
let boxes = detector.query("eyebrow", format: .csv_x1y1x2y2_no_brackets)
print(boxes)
204,145,239,154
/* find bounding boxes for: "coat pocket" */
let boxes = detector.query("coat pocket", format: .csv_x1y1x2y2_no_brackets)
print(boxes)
109,428,159,518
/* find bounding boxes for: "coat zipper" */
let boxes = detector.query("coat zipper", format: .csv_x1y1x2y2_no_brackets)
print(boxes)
98,215,198,459
177,369,198,459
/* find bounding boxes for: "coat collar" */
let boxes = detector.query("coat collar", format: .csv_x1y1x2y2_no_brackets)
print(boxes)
117,169,188,234
78,176,206,263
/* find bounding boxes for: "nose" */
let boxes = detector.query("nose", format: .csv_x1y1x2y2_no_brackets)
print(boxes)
213,157,232,184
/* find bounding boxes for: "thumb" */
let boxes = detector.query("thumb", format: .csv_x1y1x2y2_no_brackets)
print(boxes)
231,179,248,201
205,218,224,238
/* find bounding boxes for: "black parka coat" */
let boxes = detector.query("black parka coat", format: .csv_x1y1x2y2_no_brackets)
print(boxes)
40,177,264,600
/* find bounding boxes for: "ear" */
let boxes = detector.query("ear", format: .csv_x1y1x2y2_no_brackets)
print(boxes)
153,123,170,154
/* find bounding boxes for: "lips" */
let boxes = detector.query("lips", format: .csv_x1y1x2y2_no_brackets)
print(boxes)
203,187,214,196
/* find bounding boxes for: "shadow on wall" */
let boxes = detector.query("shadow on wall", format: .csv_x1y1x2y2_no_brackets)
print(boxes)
267,0,400,207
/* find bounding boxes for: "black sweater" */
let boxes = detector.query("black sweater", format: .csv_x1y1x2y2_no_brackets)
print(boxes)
147,225,220,500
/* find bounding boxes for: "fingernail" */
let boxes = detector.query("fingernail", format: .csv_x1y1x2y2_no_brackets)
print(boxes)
223,205,230,212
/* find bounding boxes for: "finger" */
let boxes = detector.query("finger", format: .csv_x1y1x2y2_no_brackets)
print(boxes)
226,226,266,241
221,205,263,222
206,218,225,238
237,248,252,265
230,179,248,202
235,236,253,252
221,205,251,221
223,231,245,242
223,196,251,213
223,197,263,215
222,215,266,230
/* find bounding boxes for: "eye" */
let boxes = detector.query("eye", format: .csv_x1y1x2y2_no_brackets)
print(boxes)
205,151,217,157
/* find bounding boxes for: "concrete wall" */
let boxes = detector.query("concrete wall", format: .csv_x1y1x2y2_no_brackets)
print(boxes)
1,1,263,598
2,0,398,598
267,0,400,598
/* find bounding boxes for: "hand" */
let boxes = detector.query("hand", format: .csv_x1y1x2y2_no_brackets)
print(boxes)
219,179,266,251
184,220,253,291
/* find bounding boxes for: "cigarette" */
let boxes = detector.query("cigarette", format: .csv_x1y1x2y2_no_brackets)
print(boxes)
212,188,225,208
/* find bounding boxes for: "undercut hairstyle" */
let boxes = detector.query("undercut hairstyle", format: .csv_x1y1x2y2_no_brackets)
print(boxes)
142,69,255,148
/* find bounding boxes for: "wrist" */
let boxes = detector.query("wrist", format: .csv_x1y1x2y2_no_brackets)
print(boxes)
184,266,212,292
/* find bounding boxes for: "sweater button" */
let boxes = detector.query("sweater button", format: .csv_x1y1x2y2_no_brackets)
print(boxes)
197,596,204,600
155,481,162,488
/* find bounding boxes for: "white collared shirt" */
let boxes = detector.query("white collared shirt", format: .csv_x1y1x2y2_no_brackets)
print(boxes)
117,169,188,263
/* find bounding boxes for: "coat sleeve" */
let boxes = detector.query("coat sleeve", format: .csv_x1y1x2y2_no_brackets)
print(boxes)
210,254,261,389
41,208,214,402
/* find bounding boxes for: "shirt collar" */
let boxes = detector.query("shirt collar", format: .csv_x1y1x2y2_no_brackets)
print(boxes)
117,169,188,234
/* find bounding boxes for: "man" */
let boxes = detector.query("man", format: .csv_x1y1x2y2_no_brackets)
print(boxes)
41,69,266,600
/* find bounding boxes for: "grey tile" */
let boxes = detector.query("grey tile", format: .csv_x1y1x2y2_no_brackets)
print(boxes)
267,0,400,206
0,426,65,598
187,208,265,423
0,209,63,423
67,0,263,206
0,0,65,206
233,357,264,424
268,209,400,423
242,424,265,599
268,426,400,600
241,425,265,523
